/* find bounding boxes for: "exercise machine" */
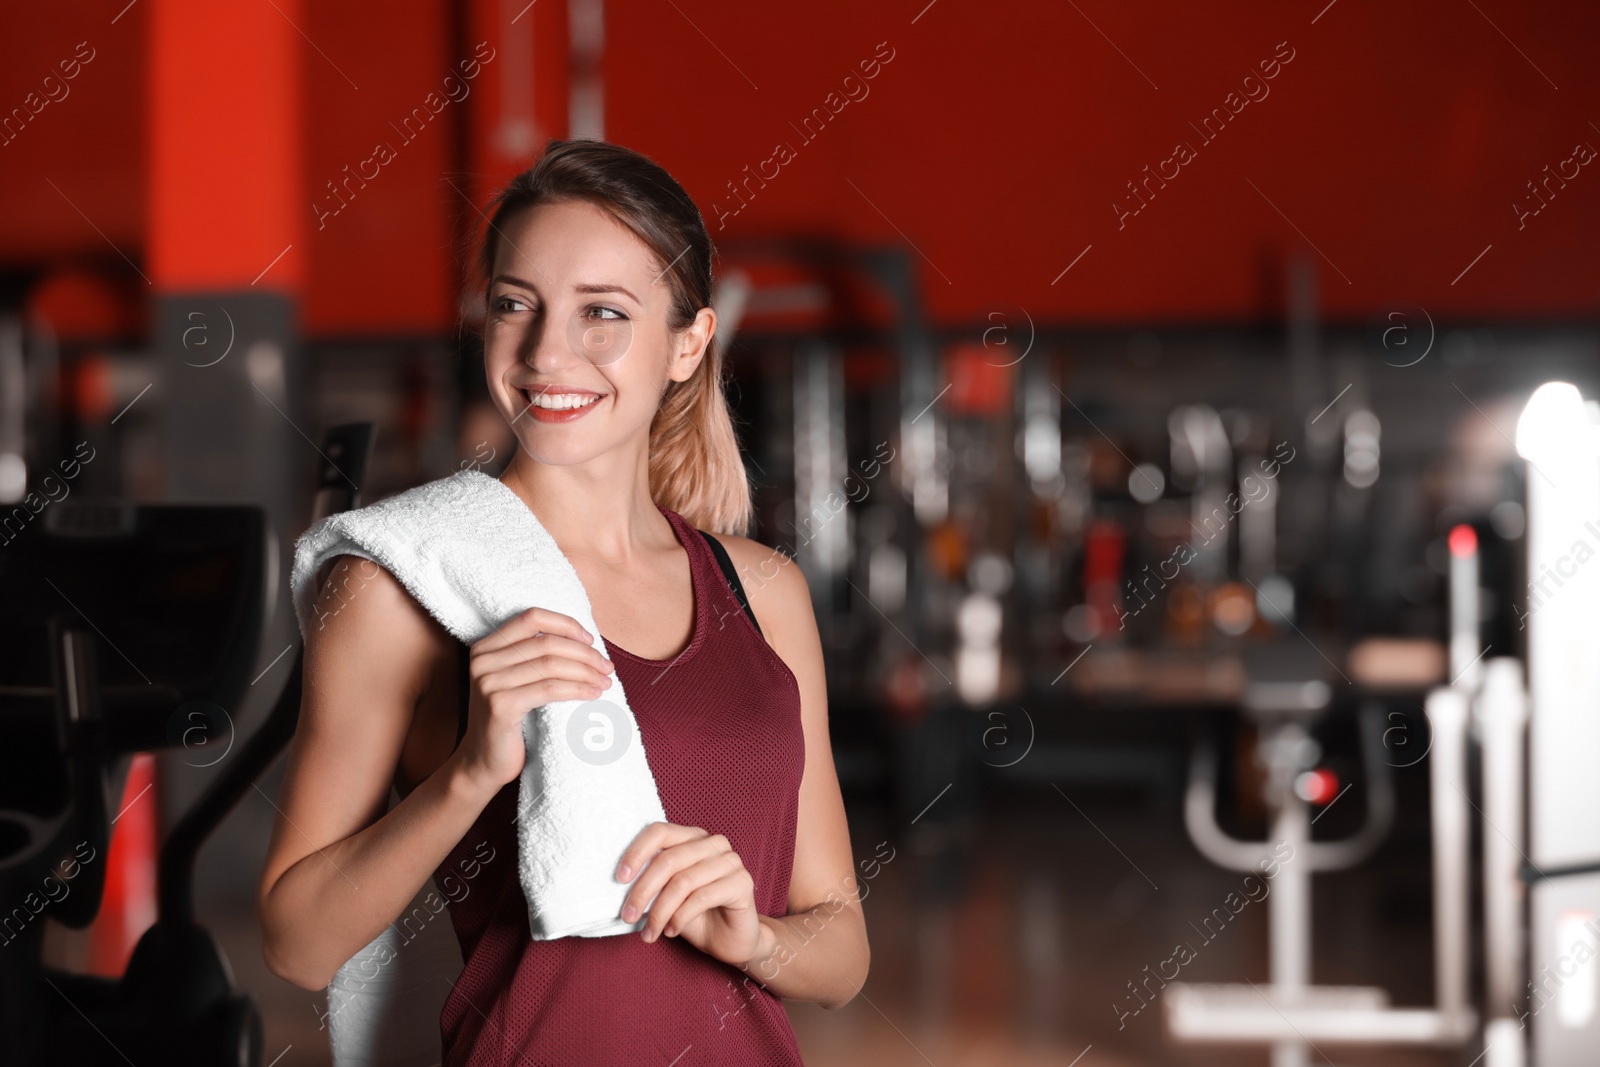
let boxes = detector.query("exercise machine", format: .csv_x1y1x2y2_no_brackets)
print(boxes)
1170,659,1477,1065
0,423,372,1066
1167,380,1600,1066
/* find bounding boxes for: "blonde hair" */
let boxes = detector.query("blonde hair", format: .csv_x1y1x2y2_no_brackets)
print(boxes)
474,139,753,535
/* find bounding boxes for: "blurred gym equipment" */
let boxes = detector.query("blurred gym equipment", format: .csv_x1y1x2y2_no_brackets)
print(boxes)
0,423,373,1066
1158,384,1600,1066
1513,383,1600,1066
1169,674,1474,1063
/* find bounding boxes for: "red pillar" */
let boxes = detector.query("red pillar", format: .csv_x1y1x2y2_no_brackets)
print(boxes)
148,0,304,294
125,0,307,970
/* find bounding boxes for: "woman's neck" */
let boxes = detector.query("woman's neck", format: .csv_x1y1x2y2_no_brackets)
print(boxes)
499,449,672,566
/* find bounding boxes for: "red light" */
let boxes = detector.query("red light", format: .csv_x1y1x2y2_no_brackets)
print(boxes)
1294,769,1340,805
1448,524,1478,559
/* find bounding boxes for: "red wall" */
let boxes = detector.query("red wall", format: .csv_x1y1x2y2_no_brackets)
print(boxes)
3,0,1597,339
299,0,458,334
0,2,143,262
148,0,304,292
611,0,1600,324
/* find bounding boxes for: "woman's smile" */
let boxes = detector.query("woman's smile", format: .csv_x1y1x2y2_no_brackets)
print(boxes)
519,386,608,423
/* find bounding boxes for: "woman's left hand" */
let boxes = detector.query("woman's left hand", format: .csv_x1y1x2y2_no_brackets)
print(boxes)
616,822,766,968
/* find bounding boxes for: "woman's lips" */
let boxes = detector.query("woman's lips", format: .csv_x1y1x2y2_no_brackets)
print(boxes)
519,388,606,423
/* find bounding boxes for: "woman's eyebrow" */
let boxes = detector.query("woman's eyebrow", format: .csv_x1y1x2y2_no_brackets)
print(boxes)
490,273,539,291
491,275,641,304
573,282,641,303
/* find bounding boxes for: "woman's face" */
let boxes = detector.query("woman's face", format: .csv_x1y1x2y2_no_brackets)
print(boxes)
482,198,712,469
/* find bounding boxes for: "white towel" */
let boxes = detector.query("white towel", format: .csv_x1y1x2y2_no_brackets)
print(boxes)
321,874,463,1067
289,468,669,940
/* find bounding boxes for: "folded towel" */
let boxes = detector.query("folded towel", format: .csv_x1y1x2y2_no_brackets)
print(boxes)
322,874,464,1067
289,468,668,940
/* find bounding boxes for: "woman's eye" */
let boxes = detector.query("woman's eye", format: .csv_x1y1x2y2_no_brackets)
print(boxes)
585,305,627,321
495,296,531,313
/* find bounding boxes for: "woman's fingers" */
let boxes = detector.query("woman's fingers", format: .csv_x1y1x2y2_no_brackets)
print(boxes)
618,828,731,919
480,651,614,697
659,867,756,941
474,606,593,655
637,854,746,942
472,631,614,685
490,678,613,721
615,823,706,887
530,632,614,675
456,609,607,793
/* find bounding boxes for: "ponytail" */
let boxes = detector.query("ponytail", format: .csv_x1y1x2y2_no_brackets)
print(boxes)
649,335,752,535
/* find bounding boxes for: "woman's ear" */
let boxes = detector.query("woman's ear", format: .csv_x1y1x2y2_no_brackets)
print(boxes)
666,306,716,383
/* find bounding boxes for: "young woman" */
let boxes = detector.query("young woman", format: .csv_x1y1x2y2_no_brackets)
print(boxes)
259,139,870,1064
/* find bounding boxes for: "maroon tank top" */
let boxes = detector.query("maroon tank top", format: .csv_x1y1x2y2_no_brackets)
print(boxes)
434,505,808,1066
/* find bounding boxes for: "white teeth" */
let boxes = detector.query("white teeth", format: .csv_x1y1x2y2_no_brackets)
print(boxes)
527,391,600,411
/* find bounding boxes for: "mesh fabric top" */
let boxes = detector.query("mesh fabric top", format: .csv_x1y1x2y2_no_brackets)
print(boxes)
435,505,808,1066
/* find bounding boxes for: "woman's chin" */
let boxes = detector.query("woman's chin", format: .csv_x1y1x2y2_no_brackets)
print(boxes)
509,434,616,469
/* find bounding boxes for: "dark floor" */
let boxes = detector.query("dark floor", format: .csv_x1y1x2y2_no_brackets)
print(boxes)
778,783,1464,1067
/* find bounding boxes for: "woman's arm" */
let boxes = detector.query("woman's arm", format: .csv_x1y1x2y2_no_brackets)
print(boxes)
257,556,498,991
258,556,616,991
731,540,870,1008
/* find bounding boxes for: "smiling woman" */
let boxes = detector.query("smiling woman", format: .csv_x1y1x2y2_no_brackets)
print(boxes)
474,150,752,532
260,139,868,1067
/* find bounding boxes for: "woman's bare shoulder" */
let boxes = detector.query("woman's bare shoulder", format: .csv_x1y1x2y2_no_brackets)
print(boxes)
706,533,816,641
302,554,452,698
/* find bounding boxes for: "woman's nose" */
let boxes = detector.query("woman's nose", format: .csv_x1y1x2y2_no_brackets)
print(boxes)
521,311,582,370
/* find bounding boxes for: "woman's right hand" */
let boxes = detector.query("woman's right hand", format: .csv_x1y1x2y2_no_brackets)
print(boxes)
453,607,616,793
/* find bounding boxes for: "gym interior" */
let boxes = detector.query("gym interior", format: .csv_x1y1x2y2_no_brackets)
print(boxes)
3,2,1599,1065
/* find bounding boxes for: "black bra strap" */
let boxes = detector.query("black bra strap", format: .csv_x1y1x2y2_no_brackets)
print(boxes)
698,529,763,637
